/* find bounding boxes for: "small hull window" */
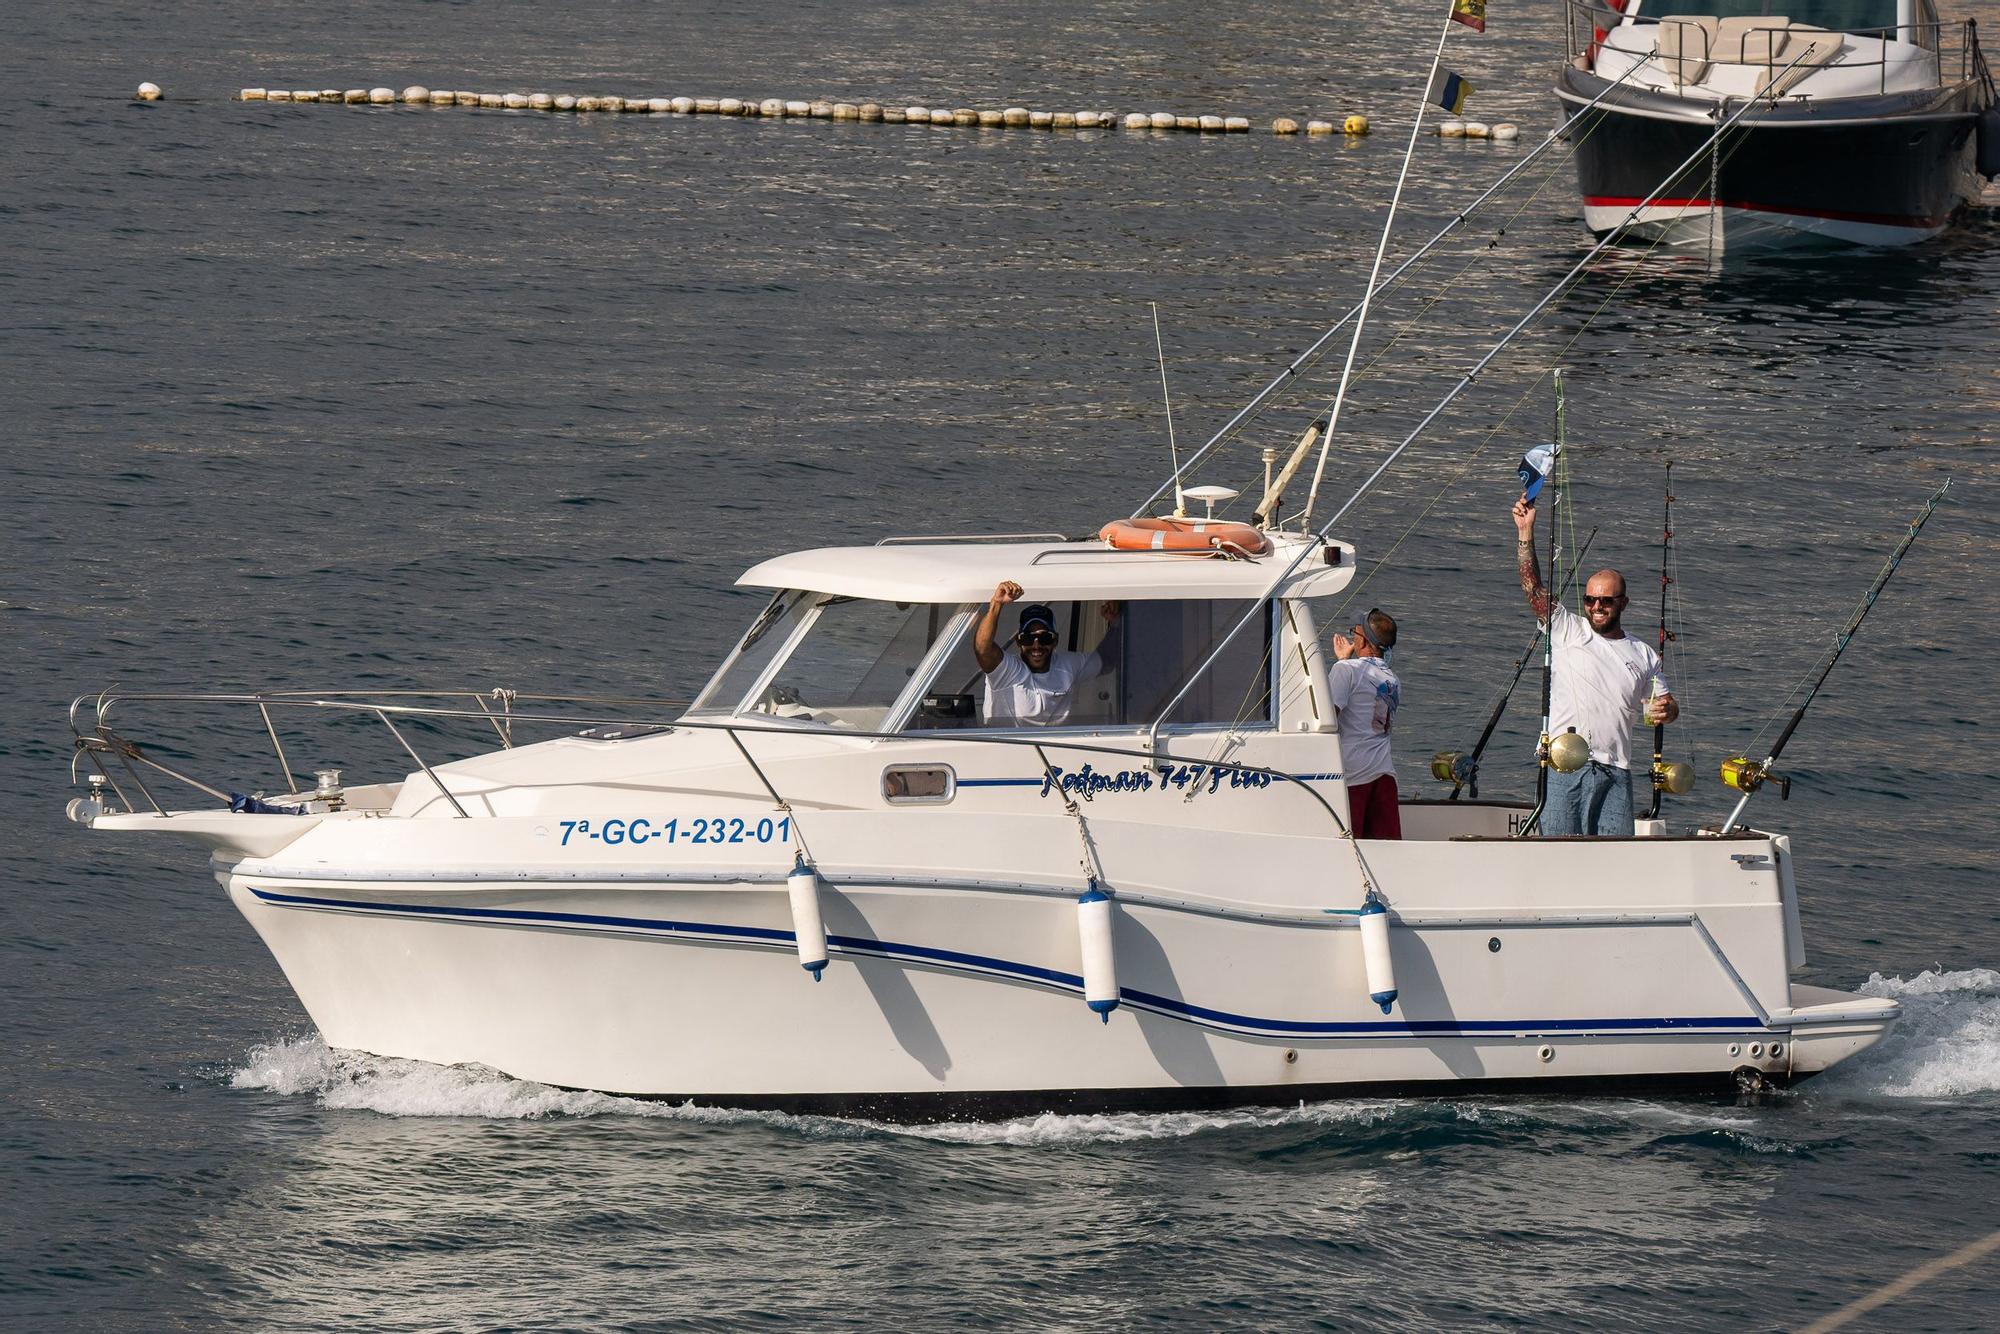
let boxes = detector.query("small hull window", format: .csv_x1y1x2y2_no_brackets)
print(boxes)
883,765,956,804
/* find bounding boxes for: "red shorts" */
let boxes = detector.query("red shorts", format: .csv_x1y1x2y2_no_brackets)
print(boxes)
1347,774,1402,840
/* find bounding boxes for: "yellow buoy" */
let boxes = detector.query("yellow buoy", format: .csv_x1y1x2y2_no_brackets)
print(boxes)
1344,113,1369,135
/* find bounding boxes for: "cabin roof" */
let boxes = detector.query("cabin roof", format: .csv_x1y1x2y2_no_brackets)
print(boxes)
737,533,1356,601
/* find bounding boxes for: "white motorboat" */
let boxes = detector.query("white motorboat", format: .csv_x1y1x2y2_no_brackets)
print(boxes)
67,521,1898,1117
1557,0,2000,250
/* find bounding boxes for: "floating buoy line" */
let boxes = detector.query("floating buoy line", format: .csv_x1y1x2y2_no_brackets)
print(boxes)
204,83,1524,141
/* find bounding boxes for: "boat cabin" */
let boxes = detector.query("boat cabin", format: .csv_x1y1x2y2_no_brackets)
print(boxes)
1581,0,1958,102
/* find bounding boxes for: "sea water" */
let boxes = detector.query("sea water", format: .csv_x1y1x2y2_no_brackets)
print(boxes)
4,0,1996,1328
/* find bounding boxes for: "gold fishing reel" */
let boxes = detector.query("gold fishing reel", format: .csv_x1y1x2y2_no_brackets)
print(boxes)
1544,729,1590,774
1720,755,1791,799
1431,750,1464,784
1652,759,1695,796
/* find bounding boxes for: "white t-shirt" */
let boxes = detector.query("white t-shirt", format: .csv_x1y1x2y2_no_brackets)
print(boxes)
1548,603,1668,771
983,647,1107,726
1328,655,1400,786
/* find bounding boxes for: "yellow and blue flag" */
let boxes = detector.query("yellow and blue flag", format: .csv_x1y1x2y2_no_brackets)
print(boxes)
1452,0,1487,32
1428,68,1473,114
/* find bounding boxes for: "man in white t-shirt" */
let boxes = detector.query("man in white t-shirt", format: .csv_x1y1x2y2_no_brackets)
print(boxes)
1328,608,1402,839
974,582,1121,726
1512,495,1678,836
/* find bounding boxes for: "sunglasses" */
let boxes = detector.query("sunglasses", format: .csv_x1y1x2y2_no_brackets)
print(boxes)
1016,631,1057,647
1582,594,1622,606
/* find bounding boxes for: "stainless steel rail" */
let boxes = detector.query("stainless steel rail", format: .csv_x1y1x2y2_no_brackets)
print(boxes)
66,689,1358,844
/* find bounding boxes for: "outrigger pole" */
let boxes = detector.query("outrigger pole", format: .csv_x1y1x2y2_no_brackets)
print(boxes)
1717,479,1951,834
1144,53,1817,757
1641,462,1693,817
1297,0,1464,529
1129,58,1661,523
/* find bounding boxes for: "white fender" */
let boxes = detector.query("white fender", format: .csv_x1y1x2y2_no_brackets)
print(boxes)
1077,882,1119,1021
1358,897,1397,1014
787,857,828,980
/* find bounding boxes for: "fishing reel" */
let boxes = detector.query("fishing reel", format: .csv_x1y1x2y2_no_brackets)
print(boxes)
1720,756,1790,799
1430,750,1477,792
1542,729,1590,774
1652,759,1695,797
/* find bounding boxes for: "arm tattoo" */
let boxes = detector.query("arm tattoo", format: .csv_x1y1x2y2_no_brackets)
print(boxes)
1517,538,1550,621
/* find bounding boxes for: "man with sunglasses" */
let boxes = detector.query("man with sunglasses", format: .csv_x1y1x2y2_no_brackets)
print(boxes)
974,581,1122,726
1512,495,1678,836
1329,608,1402,839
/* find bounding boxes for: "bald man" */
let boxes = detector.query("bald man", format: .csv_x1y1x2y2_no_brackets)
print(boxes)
1512,495,1677,836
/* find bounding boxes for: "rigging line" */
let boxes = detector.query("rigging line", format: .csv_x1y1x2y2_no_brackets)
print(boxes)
1301,0,1493,532
1326,178,1726,618
1128,58,1661,521
1141,66,1808,757
1745,486,1953,751
1267,99,1732,537
1172,94,1641,523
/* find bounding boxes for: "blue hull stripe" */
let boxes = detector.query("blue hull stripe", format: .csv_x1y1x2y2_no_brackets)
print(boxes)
244,886,1764,1037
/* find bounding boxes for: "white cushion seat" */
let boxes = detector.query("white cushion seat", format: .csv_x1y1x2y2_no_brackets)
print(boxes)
1655,16,1720,86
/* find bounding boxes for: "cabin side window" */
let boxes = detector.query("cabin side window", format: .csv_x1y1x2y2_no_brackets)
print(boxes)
904,598,1273,732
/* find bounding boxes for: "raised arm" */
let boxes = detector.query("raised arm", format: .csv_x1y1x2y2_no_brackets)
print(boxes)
1512,495,1551,622
974,581,1022,673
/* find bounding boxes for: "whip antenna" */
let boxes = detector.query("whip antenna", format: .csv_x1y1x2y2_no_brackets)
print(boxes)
1152,302,1187,517
1718,479,1952,833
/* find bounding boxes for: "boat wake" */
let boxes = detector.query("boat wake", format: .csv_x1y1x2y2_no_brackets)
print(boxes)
1830,966,2000,1098
227,967,1998,1140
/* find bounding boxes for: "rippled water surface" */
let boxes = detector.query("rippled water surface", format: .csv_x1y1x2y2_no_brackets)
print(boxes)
4,2,1997,1330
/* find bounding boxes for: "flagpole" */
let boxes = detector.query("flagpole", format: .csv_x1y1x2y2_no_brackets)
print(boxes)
1299,0,1466,529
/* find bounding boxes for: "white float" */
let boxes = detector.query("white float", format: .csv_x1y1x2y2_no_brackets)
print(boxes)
1357,898,1398,1014
239,89,266,101
503,93,529,109
369,87,395,104
554,95,577,111
787,858,829,980
1438,119,1467,138
1225,116,1250,132
135,82,162,101
1272,117,1299,134
1492,122,1520,141
402,86,430,104
1077,883,1120,1022
454,91,479,107
529,93,553,110
672,96,694,113
343,89,368,104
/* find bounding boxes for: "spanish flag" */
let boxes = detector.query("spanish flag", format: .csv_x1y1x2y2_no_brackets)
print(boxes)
1428,67,1473,114
1452,0,1487,32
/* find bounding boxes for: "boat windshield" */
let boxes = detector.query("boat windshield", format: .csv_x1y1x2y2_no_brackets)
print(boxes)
1635,0,1901,31
690,592,971,729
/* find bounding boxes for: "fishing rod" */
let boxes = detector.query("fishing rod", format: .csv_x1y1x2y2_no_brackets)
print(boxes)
1717,479,1952,834
1520,370,1573,836
1143,62,1811,757
1128,58,1665,522
1641,462,1693,817
1433,526,1595,800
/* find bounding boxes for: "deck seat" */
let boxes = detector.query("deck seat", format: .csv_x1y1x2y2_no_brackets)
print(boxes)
1755,26,1843,97
1714,15,1791,65
1654,16,1720,86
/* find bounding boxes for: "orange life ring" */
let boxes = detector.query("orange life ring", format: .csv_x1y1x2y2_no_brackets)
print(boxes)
1098,517,1272,556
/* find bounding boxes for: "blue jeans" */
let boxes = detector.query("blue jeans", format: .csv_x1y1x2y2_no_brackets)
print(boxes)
1542,762,1634,837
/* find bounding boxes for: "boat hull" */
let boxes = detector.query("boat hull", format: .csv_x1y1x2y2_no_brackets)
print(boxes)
226,856,1893,1118
1557,72,1987,251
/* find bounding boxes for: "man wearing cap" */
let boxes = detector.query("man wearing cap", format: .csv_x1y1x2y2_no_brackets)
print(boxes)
974,582,1121,726
1512,494,1677,836
1329,609,1402,839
